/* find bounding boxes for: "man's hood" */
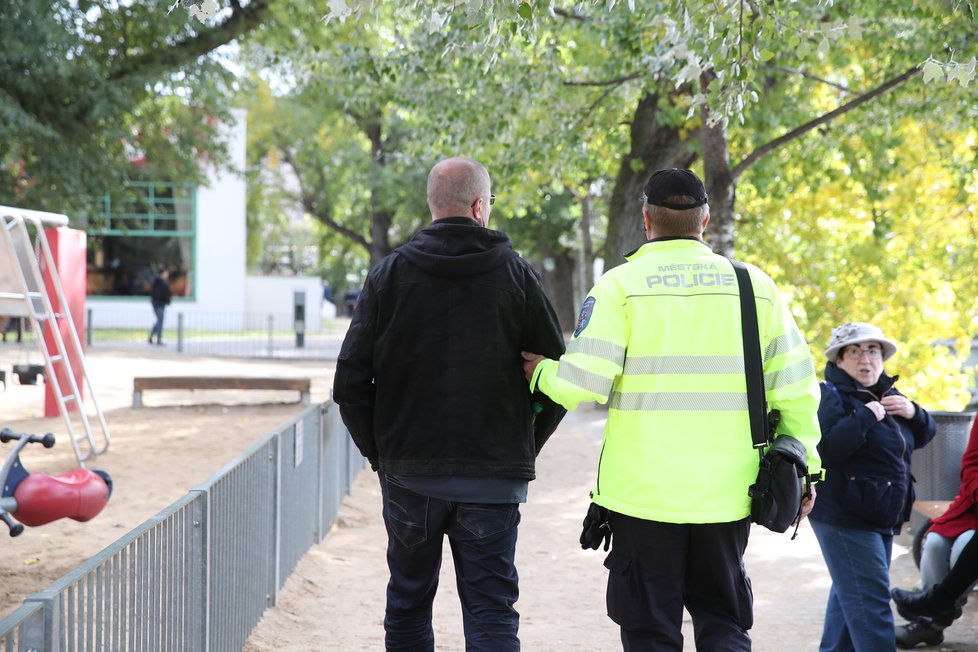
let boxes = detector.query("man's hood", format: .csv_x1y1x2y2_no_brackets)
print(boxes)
395,217,519,278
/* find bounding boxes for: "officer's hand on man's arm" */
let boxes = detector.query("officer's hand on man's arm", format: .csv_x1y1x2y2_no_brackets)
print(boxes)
521,351,545,383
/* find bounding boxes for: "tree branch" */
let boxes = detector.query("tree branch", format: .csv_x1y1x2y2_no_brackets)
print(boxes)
579,84,621,123
108,0,270,83
732,64,920,181
552,7,588,21
279,148,369,250
760,65,855,94
564,72,643,87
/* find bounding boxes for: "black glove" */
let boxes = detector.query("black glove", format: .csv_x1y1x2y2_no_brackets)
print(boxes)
368,457,379,472
580,502,612,551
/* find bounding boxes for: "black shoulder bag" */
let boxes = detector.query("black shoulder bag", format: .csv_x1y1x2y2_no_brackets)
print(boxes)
731,259,811,539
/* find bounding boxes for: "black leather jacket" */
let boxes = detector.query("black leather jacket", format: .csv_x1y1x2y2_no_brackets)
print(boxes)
333,217,567,480
809,362,937,534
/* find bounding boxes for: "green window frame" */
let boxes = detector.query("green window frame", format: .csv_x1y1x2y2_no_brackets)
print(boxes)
85,182,197,300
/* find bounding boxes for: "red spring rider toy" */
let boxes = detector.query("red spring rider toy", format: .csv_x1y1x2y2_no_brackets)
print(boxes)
0,428,112,537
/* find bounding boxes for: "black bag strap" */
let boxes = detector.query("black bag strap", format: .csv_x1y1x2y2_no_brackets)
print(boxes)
729,259,769,452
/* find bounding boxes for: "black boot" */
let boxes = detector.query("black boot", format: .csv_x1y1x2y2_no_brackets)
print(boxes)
895,620,944,649
891,587,960,628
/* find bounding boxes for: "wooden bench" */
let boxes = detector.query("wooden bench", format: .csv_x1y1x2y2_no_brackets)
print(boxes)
132,376,311,408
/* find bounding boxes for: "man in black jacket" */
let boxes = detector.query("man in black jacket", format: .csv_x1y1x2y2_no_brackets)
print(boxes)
332,156,566,652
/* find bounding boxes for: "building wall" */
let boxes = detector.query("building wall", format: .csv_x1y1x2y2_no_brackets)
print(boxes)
244,275,325,333
195,107,247,315
86,108,249,329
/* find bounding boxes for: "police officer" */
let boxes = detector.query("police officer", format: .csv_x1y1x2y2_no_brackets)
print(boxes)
522,168,823,651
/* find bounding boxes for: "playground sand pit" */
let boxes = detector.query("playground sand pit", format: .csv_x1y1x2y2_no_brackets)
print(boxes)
0,347,337,620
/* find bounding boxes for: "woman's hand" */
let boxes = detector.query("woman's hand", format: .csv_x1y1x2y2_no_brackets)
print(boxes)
881,395,916,419
864,401,886,421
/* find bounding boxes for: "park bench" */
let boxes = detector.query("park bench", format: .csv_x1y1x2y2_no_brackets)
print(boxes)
132,376,312,408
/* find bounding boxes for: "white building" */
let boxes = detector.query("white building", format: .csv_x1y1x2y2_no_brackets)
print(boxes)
84,109,324,332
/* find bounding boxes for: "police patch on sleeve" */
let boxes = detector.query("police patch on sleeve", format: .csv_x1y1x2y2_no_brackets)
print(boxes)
574,296,596,337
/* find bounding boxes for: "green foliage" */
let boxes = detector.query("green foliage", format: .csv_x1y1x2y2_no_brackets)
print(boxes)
262,0,978,403
0,0,266,217
736,119,978,410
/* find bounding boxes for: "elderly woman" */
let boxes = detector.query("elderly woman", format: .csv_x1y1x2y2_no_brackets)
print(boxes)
808,322,937,651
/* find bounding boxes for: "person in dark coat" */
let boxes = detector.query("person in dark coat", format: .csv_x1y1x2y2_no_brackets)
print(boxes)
148,268,172,345
332,156,566,651
808,321,938,651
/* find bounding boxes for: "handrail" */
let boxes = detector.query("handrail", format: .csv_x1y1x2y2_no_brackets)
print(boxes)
0,205,70,227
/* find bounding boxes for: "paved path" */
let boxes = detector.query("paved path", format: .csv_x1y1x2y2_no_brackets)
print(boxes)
246,404,978,650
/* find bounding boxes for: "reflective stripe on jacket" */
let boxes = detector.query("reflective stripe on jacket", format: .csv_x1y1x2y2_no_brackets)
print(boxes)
531,238,822,523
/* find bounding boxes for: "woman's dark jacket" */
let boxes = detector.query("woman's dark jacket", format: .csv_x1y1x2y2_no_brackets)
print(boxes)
332,217,567,480
809,361,937,534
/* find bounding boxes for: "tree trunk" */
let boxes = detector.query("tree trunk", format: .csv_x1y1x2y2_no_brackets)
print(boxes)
699,101,736,257
539,252,578,333
576,189,595,306
602,92,695,270
369,209,393,266
366,121,392,266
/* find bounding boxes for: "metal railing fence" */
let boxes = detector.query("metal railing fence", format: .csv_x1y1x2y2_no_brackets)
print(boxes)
85,309,350,361
0,401,364,651
0,310,351,363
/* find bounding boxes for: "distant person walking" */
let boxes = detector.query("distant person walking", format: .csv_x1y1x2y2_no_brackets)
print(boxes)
148,268,171,346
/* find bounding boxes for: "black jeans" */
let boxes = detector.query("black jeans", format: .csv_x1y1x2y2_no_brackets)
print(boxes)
603,513,753,652
379,472,521,652
149,305,165,342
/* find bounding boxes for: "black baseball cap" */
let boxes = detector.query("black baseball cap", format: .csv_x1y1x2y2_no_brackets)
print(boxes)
642,168,708,210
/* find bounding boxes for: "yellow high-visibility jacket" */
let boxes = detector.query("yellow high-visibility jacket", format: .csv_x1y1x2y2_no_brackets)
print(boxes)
531,238,822,523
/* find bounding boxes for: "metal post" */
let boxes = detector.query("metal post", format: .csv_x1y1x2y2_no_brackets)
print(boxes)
316,405,327,543
293,291,305,349
187,490,210,652
272,434,282,607
267,314,274,355
177,313,184,353
86,308,93,347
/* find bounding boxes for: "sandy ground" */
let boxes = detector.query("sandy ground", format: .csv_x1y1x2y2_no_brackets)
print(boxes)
6,347,978,650
0,346,336,620
245,403,978,652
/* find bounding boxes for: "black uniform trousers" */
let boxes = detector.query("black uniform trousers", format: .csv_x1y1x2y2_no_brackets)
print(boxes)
603,513,753,651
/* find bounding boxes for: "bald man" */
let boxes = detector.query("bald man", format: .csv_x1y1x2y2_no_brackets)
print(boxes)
333,157,566,651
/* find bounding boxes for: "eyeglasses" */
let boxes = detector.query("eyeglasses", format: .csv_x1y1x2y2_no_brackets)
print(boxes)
489,194,496,205
843,346,883,360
